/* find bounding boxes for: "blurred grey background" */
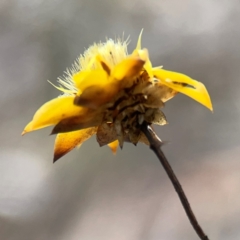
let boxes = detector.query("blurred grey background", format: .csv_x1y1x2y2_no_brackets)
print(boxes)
1,0,240,239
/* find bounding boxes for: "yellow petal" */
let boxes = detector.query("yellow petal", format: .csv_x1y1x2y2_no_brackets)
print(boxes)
23,96,85,134
74,56,145,108
51,111,103,134
153,69,213,111
132,32,153,78
74,82,119,108
137,49,153,78
73,69,120,108
111,57,145,82
73,69,109,92
53,127,97,162
108,140,118,154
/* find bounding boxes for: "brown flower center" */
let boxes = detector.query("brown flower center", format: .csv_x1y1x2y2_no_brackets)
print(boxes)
96,72,168,148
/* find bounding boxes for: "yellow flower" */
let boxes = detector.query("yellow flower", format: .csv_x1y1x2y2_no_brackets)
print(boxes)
22,31,212,162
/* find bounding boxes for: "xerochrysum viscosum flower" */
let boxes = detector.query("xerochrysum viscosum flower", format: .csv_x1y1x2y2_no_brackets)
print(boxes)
22,31,212,162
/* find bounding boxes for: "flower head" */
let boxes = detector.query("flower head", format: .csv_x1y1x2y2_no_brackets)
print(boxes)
22,31,212,162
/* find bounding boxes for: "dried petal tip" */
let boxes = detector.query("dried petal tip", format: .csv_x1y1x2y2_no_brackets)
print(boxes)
21,130,27,136
53,128,97,162
53,152,64,163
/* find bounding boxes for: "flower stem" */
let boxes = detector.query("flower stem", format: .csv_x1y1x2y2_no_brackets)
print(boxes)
140,122,209,240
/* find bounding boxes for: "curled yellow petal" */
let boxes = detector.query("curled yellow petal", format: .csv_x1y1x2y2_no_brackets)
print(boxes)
111,57,145,82
74,82,119,108
108,140,118,154
153,69,213,111
23,96,85,134
73,69,121,108
53,127,97,162
73,70,109,92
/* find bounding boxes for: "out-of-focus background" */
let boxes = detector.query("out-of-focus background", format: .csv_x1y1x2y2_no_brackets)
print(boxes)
1,0,240,239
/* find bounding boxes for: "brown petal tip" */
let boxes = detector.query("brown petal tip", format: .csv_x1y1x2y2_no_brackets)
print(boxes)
53,152,66,163
21,130,27,136
50,129,57,135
